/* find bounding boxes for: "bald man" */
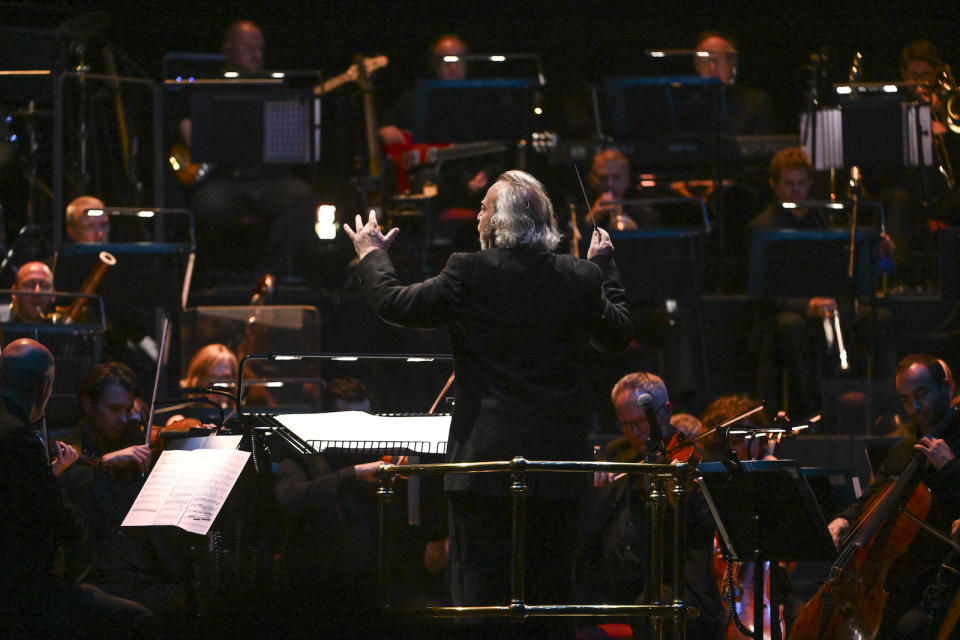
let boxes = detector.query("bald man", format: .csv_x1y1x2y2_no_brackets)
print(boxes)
176,20,316,276
10,261,54,323
692,30,773,135
0,339,155,636
66,196,109,244
0,338,55,423
223,20,264,73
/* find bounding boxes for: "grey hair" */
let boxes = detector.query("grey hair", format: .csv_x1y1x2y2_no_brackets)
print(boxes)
483,170,560,252
611,371,669,407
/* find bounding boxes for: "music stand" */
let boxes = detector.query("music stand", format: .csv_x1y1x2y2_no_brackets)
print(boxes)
612,228,706,304
189,82,318,167
604,75,726,139
801,466,859,518
801,97,934,171
55,241,193,314
698,460,836,640
747,229,879,301
412,78,537,143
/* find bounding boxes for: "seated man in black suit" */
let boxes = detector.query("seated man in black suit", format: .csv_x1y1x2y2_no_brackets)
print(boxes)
579,371,723,640
0,339,154,638
174,20,316,278
693,30,774,136
749,147,896,421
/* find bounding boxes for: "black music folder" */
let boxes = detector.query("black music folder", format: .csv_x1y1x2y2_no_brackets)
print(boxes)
412,78,537,143
698,459,836,563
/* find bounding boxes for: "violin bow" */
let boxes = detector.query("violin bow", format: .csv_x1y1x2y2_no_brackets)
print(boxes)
144,314,171,446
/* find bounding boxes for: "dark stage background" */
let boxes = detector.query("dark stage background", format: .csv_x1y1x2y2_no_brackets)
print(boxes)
4,0,960,135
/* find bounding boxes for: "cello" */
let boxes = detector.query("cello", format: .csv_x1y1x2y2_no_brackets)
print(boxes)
790,404,960,640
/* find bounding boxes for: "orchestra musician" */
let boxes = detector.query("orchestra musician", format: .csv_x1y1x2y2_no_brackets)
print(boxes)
0,339,156,638
58,361,189,634
748,147,896,421
345,170,631,636
173,20,316,278
825,354,960,639
270,411,402,636
579,372,723,640
7,260,55,323
322,376,373,412
692,30,774,136
61,362,151,474
65,195,110,244
881,39,960,284
378,34,504,212
378,34,469,149
583,149,649,233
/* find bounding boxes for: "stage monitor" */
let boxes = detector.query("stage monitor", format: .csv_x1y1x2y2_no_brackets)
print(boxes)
747,229,878,300
603,75,726,139
412,78,537,143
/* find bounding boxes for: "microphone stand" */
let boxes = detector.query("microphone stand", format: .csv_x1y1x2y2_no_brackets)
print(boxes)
802,51,826,175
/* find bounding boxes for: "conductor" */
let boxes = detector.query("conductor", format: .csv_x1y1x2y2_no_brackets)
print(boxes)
345,169,631,633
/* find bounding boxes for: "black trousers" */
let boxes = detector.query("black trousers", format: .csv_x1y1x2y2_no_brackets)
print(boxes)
1,576,155,639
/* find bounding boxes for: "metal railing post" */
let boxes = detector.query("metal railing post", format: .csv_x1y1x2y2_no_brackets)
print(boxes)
509,456,528,614
376,464,394,607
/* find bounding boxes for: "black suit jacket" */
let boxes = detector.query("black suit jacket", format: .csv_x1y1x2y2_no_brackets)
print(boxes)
355,247,631,497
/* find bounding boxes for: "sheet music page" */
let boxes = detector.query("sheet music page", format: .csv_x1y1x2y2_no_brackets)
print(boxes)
122,448,251,535
275,411,451,449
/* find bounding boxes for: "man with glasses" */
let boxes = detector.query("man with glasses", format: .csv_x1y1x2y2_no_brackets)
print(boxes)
9,261,55,323
693,31,774,135
578,371,723,639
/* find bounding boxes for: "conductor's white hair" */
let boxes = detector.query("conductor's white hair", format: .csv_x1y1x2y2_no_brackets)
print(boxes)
482,170,560,252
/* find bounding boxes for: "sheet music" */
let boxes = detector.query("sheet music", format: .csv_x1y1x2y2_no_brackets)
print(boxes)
122,448,250,535
274,411,451,452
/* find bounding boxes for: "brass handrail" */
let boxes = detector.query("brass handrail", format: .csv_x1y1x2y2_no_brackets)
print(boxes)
375,456,697,639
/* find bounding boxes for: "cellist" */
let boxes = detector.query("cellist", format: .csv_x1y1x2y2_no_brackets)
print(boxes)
825,354,960,639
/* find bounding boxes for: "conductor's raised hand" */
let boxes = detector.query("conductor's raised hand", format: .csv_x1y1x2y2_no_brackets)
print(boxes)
587,226,614,259
343,211,400,260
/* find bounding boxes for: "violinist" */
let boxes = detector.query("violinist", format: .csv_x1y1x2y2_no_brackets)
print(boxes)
577,372,723,640
700,394,806,638
61,362,151,473
0,339,155,637
826,353,960,639
57,361,189,634
163,343,238,427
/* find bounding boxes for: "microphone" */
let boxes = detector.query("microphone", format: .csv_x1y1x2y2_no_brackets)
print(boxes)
637,392,664,461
